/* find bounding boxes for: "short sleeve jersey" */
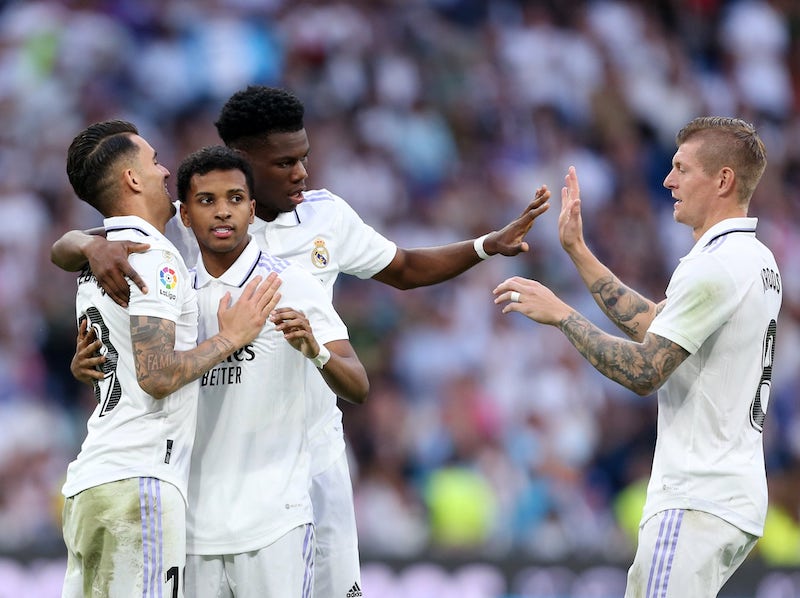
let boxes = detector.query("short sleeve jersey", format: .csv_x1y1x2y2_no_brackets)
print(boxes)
645,217,782,536
167,189,396,474
186,238,350,555
63,216,199,503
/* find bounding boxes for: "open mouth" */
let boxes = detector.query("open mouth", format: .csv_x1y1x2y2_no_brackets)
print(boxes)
212,227,234,238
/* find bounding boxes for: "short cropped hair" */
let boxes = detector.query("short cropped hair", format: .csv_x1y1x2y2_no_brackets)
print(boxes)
215,86,305,151
176,145,255,204
676,116,767,203
66,120,139,214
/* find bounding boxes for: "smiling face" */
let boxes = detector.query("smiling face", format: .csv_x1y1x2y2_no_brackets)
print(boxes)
662,138,721,240
179,168,255,277
129,134,175,225
235,129,310,222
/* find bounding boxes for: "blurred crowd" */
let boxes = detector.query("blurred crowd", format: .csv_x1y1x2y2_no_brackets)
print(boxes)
2,0,800,572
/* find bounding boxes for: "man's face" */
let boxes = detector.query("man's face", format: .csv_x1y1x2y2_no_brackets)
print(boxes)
663,138,718,239
130,134,174,220
179,168,254,263
237,129,310,222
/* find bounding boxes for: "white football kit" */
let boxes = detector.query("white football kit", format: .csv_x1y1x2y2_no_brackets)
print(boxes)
169,189,395,597
184,237,350,597
627,217,782,597
63,215,198,598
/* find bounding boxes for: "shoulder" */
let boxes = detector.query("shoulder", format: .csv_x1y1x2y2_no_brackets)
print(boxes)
296,188,360,218
255,251,292,275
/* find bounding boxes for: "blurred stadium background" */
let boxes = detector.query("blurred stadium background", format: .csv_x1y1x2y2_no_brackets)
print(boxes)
0,0,798,596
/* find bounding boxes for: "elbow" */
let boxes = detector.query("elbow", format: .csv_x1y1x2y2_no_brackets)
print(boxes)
341,379,370,405
631,378,663,397
386,278,417,291
50,243,72,270
138,379,171,400
350,379,371,405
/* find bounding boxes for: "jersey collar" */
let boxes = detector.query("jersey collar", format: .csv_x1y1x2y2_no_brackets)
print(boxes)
194,237,262,289
104,215,165,240
254,210,301,230
688,217,757,256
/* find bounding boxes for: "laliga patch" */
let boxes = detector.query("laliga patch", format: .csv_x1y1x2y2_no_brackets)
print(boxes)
311,238,330,269
158,264,178,303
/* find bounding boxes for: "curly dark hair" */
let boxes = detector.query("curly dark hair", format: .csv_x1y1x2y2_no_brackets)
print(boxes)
215,86,305,150
176,145,255,204
66,119,139,214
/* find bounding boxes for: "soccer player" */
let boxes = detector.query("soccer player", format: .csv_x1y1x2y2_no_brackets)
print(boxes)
51,86,550,597
494,117,782,597
60,121,279,598
176,145,368,596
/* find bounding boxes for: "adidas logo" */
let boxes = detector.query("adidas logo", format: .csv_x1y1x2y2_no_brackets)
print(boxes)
346,582,363,597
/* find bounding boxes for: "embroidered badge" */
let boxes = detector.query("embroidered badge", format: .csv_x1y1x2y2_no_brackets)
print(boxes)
158,265,178,303
311,238,330,269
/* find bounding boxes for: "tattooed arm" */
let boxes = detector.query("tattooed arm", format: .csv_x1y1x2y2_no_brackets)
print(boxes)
131,274,282,399
493,276,686,395
585,276,663,342
558,311,688,395
558,166,660,341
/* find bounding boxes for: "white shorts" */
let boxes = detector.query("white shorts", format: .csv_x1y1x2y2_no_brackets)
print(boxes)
185,523,315,598
62,477,186,598
311,451,363,598
624,508,758,598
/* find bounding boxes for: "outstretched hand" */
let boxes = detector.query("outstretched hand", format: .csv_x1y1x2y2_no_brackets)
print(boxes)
85,236,150,307
493,275,572,326
486,184,550,256
559,166,585,254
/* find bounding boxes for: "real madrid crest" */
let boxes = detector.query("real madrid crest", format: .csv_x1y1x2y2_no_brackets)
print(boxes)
311,238,330,269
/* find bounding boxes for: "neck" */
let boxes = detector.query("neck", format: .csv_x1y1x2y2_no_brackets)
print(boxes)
200,235,251,278
255,204,279,222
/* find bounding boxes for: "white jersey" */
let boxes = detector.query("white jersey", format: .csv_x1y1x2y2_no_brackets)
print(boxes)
186,238,350,555
63,216,199,502
645,217,782,536
168,189,396,474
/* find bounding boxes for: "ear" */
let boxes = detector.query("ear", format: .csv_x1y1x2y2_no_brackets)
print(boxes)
248,199,255,224
718,166,735,197
123,168,141,192
179,202,191,228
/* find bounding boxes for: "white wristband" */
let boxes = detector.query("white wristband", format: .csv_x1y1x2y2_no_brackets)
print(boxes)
311,344,331,369
473,233,491,260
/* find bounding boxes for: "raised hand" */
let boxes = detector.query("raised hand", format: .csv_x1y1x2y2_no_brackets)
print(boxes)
485,184,550,255
559,166,585,255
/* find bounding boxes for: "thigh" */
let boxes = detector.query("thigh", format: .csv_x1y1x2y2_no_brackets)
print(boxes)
624,509,757,598
310,453,362,598
61,477,186,598
185,554,232,598
226,524,315,598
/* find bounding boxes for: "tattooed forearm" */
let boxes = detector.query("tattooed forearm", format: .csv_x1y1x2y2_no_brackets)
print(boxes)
589,276,653,340
559,311,688,396
131,315,236,399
